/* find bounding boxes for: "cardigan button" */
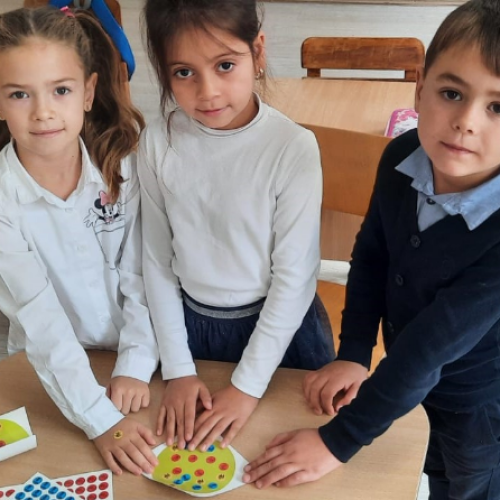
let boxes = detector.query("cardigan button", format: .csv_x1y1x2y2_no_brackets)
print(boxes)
410,235,421,248
426,197,436,205
395,274,404,286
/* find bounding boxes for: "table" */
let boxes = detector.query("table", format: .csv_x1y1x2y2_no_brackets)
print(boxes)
269,78,416,135
0,352,428,499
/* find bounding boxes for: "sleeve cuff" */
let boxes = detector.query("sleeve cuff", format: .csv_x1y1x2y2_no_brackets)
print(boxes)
112,351,159,383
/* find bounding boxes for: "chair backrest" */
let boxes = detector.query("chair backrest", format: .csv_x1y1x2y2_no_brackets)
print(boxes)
301,37,425,82
304,125,391,216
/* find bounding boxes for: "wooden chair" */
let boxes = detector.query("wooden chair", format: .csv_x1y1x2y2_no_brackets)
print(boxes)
303,124,390,367
301,37,425,82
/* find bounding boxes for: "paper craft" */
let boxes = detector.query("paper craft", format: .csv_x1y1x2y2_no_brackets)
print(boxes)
55,470,113,500
14,472,78,500
0,407,37,462
144,439,248,497
385,108,419,138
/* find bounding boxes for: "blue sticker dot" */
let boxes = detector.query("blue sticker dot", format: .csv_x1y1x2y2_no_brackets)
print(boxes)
33,478,43,485
15,493,26,500
207,445,215,452
41,495,50,500
56,493,66,499
173,479,184,485
182,474,191,481
208,483,218,489
40,483,50,491
24,485,34,492
67,497,75,500
49,487,58,495
192,485,202,491
33,491,42,498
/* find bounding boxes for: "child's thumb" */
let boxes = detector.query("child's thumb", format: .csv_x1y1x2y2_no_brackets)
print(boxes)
200,387,213,410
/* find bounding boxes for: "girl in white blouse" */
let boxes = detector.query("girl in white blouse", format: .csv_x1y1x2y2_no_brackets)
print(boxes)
0,6,158,476
140,0,335,455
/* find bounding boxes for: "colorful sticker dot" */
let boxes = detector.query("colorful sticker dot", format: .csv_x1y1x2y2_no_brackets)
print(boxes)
172,467,182,475
88,495,97,500
182,474,191,481
88,476,97,484
98,483,108,491
98,474,108,482
63,481,73,488
98,493,108,499
171,454,181,462
88,485,97,492
49,487,58,495
188,455,198,463
192,485,202,491
207,445,215,452
24,486,34,493
194,469,204,477
219,463,229,470
76,478,85,486
56,493,66,499
75,487,85,495
0,440,6,447
173,479,183,485
208,483,218,489
206,456,216,464
41,495,50,500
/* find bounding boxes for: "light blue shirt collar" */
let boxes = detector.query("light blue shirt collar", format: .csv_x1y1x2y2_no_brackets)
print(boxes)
396,146,500,230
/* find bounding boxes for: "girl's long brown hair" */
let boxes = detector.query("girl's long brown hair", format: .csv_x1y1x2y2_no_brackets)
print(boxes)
0,7,145,202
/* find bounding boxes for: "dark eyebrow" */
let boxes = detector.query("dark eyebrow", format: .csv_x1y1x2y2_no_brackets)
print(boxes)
168,51,248,67
437,72,500,99
1,78,77,90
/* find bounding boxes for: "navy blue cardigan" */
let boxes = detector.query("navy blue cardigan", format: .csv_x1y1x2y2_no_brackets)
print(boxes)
319,129,500,462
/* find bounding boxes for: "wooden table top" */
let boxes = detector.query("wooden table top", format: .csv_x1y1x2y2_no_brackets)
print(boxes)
0,352,428,499
268,78,416,136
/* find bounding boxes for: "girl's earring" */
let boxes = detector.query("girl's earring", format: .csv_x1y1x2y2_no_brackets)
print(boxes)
84,103,92,112
255,68,264,80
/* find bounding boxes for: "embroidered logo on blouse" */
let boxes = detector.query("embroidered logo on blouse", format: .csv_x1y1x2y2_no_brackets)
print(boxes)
84,190,125,269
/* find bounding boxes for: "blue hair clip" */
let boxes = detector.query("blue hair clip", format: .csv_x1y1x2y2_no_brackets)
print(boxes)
49,0,135,80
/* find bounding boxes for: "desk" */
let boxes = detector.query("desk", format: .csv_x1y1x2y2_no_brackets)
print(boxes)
0,352,428,499
269,78,416,135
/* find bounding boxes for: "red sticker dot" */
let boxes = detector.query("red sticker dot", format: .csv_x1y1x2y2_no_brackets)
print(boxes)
0,491,4,498
88,495,97,500
88,475,97,483
206,456,216,464
64,480,74,487
195,469,205,477
76,487,85,495
99,482,109,491
0,441,6,448
88,485,97,492
99,492,109,499
188,455,198,463
171,454,181,462
76,478,85,486
98,474,109,481
219,463,229,471
6,492,15,499
172,467,182,475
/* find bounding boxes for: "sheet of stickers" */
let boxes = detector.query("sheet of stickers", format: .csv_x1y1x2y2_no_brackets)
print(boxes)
0,470,113,500
0,407,37,462
144,439,248,497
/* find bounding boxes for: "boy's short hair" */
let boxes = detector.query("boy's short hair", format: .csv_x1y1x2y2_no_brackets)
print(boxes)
424,0,500,76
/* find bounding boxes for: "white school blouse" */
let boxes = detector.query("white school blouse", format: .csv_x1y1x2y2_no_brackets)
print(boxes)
0,140,158,439
139,98,322,398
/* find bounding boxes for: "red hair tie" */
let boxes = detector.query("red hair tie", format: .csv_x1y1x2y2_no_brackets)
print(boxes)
60,6,75,18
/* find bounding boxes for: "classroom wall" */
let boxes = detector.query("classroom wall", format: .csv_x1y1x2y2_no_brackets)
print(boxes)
0,1,455,121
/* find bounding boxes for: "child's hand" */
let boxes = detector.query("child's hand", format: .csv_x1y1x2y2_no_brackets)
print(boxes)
93,417,158,476
242,428,341,488
107,376,150,415
303,360,368,415
187,384,258,451
157,376,212,449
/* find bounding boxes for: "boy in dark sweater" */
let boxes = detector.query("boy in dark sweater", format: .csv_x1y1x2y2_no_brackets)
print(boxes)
243,1,500,497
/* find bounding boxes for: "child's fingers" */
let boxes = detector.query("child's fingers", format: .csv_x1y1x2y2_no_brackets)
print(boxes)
320,385,340,416
141,389,151,409
100,450,123,476
199,385,213,410
199,418,229,451
110,391,124,412
188,413,220,451
176,407,186,449
165,407,176,445
121,395,133,415
335,384,359,410
137,422,157,446
183,398,198,442
130,394,142,413
112,446,143,476
156,405,167,436
220,420,243,448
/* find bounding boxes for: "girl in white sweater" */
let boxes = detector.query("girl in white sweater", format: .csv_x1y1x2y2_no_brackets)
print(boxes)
140,0,335,453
